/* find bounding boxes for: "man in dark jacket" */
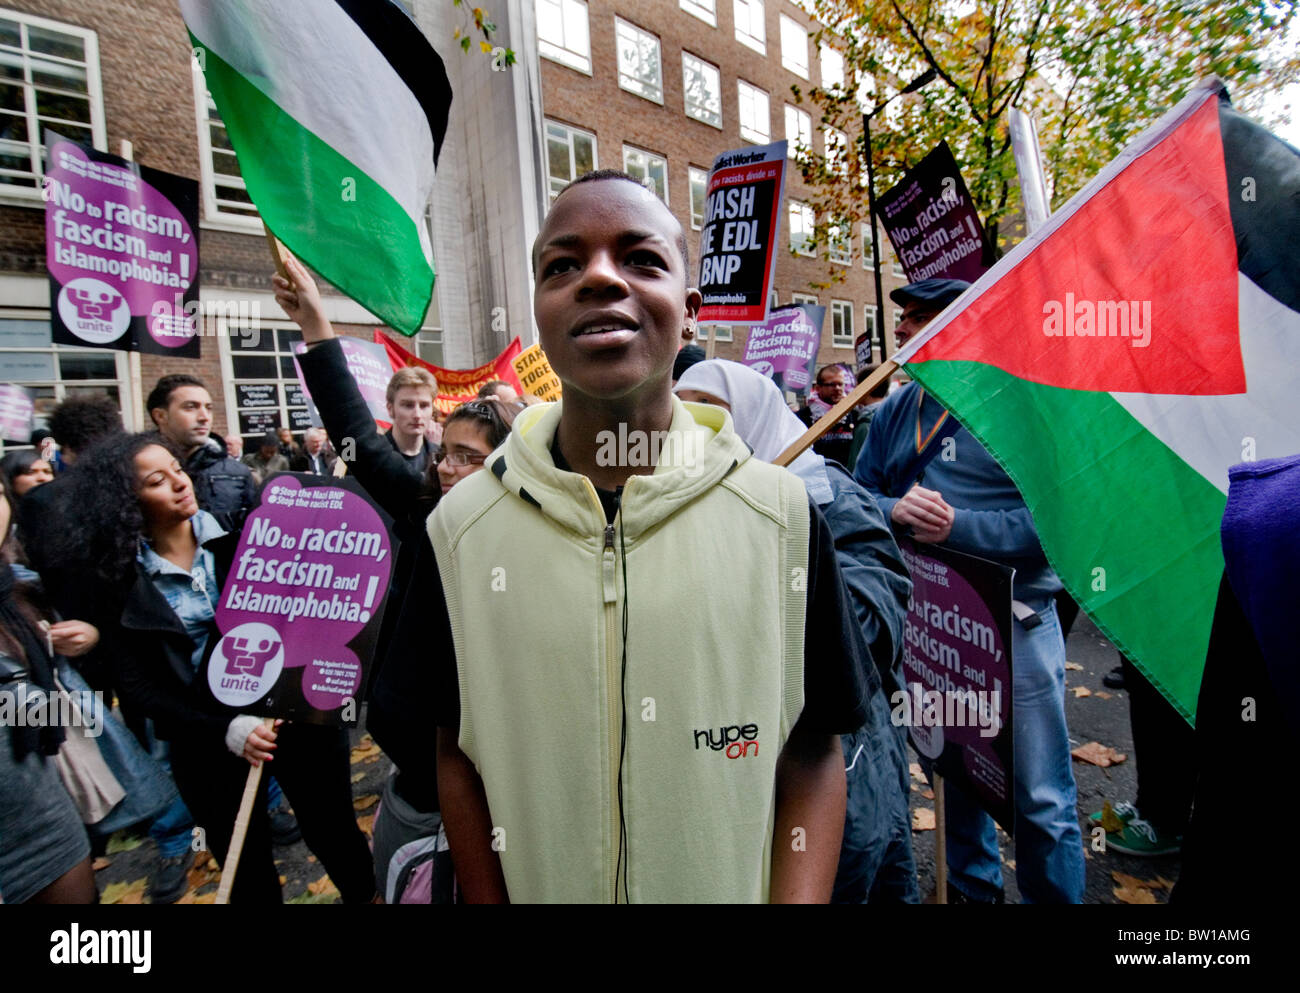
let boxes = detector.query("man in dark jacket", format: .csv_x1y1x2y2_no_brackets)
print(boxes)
147,375,255,529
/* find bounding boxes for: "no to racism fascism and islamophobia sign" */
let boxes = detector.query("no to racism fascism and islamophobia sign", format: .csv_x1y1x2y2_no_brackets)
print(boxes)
741,303,825,396
877,141,990,286
202,475,396,726
293,337,395,430
697,140,787,324
44,133,200,358
896,537,1016,832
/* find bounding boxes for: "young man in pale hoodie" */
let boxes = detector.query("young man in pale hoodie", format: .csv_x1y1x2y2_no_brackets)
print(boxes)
429,172,871,903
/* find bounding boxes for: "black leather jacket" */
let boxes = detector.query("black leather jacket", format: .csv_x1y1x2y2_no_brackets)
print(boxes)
185,435,256,530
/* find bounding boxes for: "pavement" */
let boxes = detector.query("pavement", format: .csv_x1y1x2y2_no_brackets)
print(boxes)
93,610,1180,904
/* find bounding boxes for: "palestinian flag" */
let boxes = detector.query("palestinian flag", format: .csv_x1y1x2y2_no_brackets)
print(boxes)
894,78,1300,722
180,0,451,335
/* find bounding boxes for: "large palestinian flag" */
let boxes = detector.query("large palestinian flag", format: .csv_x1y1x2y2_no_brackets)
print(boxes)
894,78,1300,722
180,0,451,335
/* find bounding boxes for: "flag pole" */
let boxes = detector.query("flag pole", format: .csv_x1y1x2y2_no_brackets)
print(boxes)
774,360,897,467
934,773,948,904
264,225,290,283
214,716,275,904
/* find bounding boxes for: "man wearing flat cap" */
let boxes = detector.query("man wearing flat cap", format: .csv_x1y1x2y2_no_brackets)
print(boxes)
854,278,1085,905
241,429,291,485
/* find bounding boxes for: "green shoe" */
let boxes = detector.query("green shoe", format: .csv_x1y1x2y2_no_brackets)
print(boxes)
1105,817,1182,857
1089,800,1138,828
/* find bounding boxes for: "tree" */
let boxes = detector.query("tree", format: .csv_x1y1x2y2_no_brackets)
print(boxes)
794,0,1299,285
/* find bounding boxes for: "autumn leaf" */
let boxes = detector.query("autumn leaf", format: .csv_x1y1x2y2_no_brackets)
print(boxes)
1096,691,1113,700
1072,685,1092,698
1065,662,1084,671
909,762,925,783
351,771,366,783
1113,881,1157,904
350,743,382,764
176,889,216,905
1072,741,1127,767
279,875,288,886
912,807,936,831
102,877,148,905
106,831,145,855
356,814,375,838
353,794,379,812
92,856,111,871
1100,801,1126,834
921,788,935,800
308,875,337,897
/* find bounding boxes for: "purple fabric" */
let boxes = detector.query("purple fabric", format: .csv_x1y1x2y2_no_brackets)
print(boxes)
1221,454,1300,733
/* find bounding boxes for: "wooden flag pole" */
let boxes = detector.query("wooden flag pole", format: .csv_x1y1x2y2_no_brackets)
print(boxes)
934,772,948,904
773,360,898,467
264,226,290,283
214,716,275,905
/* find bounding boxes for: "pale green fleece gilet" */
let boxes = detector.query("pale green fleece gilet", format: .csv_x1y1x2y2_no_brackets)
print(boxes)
427,396,809,903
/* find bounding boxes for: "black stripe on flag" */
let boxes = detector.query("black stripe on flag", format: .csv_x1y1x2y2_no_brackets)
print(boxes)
332,0,453,164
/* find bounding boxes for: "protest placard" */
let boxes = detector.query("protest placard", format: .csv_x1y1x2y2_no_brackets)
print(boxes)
513,344,563,403
741,303,824,396
897,537,1016,832
877,142,990,285
293,337,394,430
203,475,395,726
697,141,787,324
373,332,527,414
45,133,200,357
0,385,34,442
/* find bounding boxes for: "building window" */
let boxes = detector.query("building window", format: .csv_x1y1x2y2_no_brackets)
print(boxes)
227,323,314,448
737,81,769,144
713,324,733,342
792,292,818,306
893,307,903,328
682,53,722,128
789,201,815,256
0,12,105,200
192,64,261,227
862,222,878,268
615,18,663,104
828,221,851,265
680,0,717,26
415,329,444,367
0,316,126,451
536,0,591,74
779,15,808,78
623,145,668,202
733,0,765,54
689,166,708,230
545,119,596,201
824,126,848,177
784,104,811,153
864,304,881,360
831,299,853,347
820,44,845,91
892,261,905,278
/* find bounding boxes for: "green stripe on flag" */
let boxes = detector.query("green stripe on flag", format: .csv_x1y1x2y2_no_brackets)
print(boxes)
907,359,1227,723
195,38,433,335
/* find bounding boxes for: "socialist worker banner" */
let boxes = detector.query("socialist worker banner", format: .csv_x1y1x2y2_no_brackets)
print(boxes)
697,141,786,324
877,141,990,285
45,133,201,357
202,475,396,726
374,331,524,414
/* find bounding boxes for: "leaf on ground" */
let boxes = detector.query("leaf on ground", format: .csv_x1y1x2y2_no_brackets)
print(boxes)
307,854,317,863
921,788,935,800
356,813,375,837
187,859,220,890
912,807,936,831
307,874,338,897
1113,871,1170,891
206,857,219,872
1101,801,1126,834
102,877,148,904
353,794,379,811
1095,691,1113,700
288,888,340,905
1114,882,1157,904
92,856,111,871
362,754,383,765
350,743,382,764
279,875,288,886
909,762,925,783
105,831,145,854
1072,741,1127,767
1072,685,1092,698
1065,662,1084,671
351,771,366,783
176,889,216,904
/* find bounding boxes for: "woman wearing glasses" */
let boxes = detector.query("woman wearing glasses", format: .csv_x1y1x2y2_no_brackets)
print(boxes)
433,399,516,497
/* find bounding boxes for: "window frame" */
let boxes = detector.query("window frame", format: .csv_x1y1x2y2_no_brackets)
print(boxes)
536,0,592,75
823,125,848,177
736,80,770,144
680,0,717,27
864,304,880,361
788,201,815,257
545,118,598,201
623,144,669,203
784,104,812,154
688,165,709,230
614,17,664,105
733,0,766,55
830,298,854,348
779,14,809,79
681,51,722,128
819,44,845,91
192,60,263,232
827,220,851,265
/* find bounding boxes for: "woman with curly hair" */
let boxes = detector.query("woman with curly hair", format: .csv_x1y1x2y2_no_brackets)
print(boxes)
66,432,375,904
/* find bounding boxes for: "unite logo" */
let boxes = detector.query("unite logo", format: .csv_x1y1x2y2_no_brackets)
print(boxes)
693,722,760,759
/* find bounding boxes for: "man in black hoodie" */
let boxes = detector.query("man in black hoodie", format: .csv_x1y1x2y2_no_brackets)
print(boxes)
146,375,255,529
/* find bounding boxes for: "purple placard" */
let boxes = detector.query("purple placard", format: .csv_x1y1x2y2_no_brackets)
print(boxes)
293,337,393,430
44,134,200,357
204,475,395,725
741,303,824,396
897,537,1016,832
877,141,990,285
0,385,34,442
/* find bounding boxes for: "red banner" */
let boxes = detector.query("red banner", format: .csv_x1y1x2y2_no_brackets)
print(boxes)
373,331,524,414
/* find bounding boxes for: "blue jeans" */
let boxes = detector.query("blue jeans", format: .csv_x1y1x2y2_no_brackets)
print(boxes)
941,598,1085,903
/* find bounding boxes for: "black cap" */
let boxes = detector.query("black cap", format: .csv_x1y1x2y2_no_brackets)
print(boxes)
672,344,707,381
889,278,971,310
260,430,279,447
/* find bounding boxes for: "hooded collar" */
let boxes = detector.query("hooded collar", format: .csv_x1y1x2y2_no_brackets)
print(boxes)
481,396,752,539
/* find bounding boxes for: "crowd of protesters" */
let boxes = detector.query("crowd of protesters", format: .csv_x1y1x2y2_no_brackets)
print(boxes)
1,170,1286,904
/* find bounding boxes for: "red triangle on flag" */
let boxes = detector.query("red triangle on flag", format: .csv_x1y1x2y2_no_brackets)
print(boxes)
913,95,1244,396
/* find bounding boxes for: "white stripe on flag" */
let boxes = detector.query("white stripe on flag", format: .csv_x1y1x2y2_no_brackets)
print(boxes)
182,0,435,261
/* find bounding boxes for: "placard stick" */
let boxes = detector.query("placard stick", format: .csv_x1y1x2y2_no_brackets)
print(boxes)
265,226,290,283
934,773,948,904
215,716,275,905
774,360,898,467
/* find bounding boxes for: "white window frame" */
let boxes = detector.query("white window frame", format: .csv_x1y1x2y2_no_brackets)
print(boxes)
788,201,815,257
779,15,808,78
792,292,819,306
733,0,766,55
712,324,733,342
536,0,592,74
820,44,845,91
192,61,263,233
862,222,879,269
0,11,106,206
737,80,770,144
893,307,903,329
623,145,668,203
682,52,722,128
831,299,853,347
784,104,812,154
688,166,709,230
864,304,880,360
828,221,851,265
545,119,598,201
218,317,315,447
615,18,663,104
680,0,717,27
892,260,906,278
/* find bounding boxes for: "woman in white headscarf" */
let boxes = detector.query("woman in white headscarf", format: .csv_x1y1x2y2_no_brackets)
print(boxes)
676,359,919,903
